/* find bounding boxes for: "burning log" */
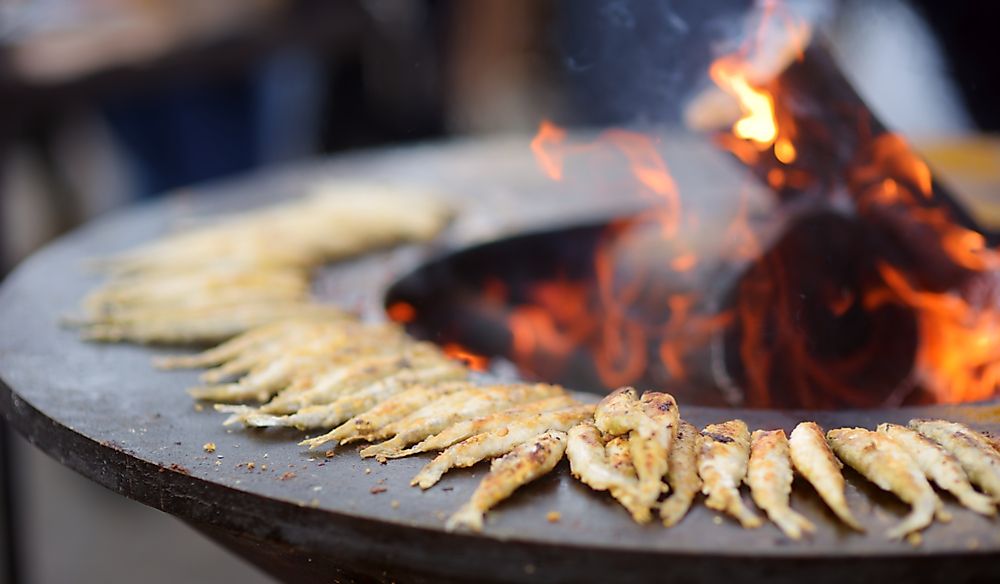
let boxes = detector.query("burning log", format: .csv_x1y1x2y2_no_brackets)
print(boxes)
687,7,1000,407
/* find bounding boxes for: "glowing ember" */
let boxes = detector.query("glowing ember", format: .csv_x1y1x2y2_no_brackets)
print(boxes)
442,343,490,372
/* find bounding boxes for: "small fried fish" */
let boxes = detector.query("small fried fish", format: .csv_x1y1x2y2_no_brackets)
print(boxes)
910,419,1000,502
300,382,476,449
788,422,863,531
566,421,649,523
391,395,579,456
594,388,679,509
878,423,994,516
605,436,636,478
748,429,815,539
412,404,594,489
827,427,943,539
445,430,567,532
360,383,566,461
660,420,702,527
698,420,761,528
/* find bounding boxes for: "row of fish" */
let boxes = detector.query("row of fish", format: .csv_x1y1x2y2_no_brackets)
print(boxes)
70,187,451,344
156,319,1000,540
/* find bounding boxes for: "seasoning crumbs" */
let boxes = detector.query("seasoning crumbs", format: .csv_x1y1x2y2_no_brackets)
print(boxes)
202,442,216,453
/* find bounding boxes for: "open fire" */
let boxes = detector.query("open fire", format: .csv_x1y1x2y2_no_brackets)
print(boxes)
389,2,1000,409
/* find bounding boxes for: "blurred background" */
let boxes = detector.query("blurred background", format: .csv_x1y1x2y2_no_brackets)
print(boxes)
0,0,998,582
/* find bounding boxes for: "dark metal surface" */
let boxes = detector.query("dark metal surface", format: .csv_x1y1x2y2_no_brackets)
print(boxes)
1,137,999,583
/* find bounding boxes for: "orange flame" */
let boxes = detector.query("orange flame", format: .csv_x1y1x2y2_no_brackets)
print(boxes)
868,264,1000,403
530,120,569,180
710,58,779,147
443,342,490,372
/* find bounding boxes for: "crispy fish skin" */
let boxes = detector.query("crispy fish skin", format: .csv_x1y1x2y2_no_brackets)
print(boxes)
445,430,568,532
299,381,476,449
827,427,942,539
698,420,761,528
412,404,595,489
660,420,702,527
878,423,995,516
593,387,640,436
391,395,579,456
909,419,1000,502
630,392,680,507
788,422,863,531
593,388,679,509
748,429,815,539
566,421,649,523
230,364,468,429
360,383,567,461
605,436,636,478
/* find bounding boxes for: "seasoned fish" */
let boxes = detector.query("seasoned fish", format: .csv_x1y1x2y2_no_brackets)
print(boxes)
255,343,449,414
360,383,566,461
153,318,338,370
225,363,467,429
445,430,567,532
629,392,679,507
300,382,476,449
748,429,815,539
827,427,943,539
593,388,679,509
605,436,636,478
391,395,579,456
660,420,702,527
566,421,649,523
412,404,594,489
878,423,994,516
698,420,761,528
593,386,640,436
78,302,348,344
910,419,1000,502
788,422,863,531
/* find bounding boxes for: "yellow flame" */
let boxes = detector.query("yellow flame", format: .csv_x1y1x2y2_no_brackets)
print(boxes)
709,60,778,147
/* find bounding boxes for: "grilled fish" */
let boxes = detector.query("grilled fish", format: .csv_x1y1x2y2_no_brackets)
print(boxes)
878,423,994,516
827,427,943,539
909,419,1000,502
299,382,476,449
788,422,863,531
566,421,649,523
391,395,579,456
360,383,567,461
660,420,701,527
412,404,594,489
445,430,567,532
748,429,815,539
698,420,761,528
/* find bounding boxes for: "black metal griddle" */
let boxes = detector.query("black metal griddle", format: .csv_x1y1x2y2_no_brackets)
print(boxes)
1,137,999,584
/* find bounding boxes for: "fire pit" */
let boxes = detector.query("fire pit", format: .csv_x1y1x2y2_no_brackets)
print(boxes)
2,134,1000,583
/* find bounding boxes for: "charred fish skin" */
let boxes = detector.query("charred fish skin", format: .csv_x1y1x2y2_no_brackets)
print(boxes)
827,427,942,540
445,430,568,533
878,423,995,516
565,421,649,523
748,429,816,540
698,420,761,528
909,419,1000,502
630,392,680,506
411,404,594,489
660,420,702,528
788,422,864,531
